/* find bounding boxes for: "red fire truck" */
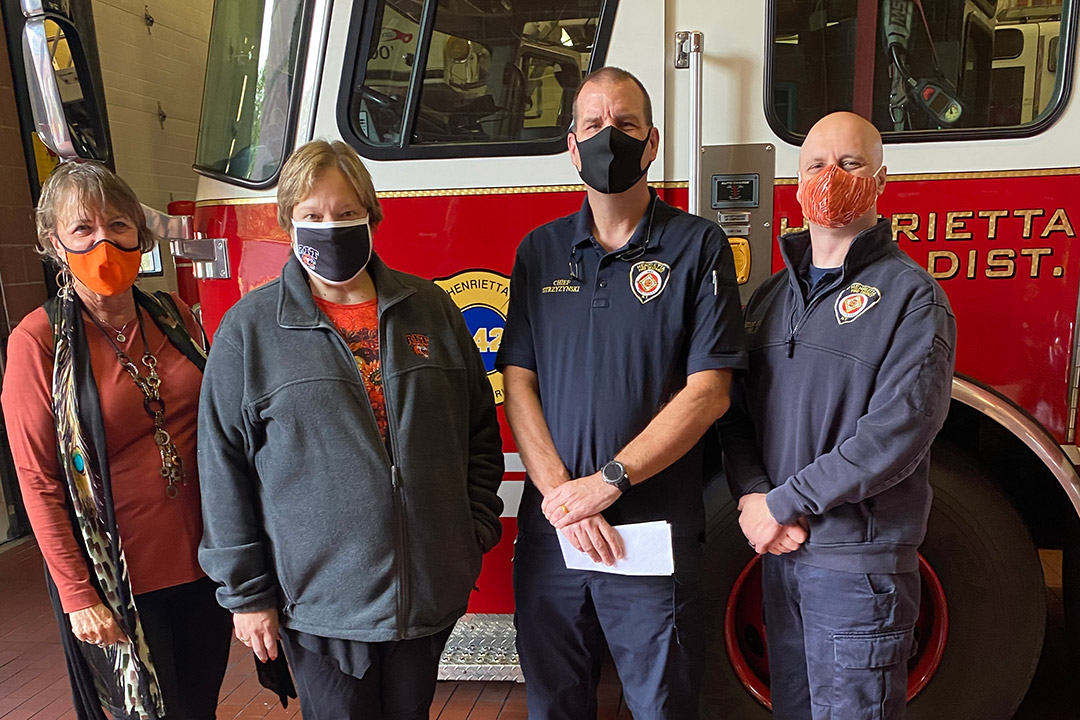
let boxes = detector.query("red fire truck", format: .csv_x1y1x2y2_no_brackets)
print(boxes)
17,0,1080,717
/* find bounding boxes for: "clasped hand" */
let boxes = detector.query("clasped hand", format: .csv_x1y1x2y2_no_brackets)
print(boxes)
540,473,624,566
541,472,620,529
738,493,809,555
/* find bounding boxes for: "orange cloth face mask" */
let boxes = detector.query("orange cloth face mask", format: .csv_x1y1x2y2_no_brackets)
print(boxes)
61,239,142,296
796,164,883,229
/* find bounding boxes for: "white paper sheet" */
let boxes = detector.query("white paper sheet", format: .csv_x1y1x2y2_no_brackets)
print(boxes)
557,520,674,576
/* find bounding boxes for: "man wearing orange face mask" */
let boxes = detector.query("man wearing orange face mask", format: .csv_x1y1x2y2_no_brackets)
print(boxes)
719,112,956,719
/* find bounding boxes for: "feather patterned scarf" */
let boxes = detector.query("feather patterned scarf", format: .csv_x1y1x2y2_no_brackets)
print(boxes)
46,285,206,719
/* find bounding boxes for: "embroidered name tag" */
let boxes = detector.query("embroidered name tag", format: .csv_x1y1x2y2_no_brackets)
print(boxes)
541,278,580,293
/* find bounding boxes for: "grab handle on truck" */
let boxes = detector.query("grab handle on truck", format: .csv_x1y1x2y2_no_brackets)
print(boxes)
675,31,704,215
142,203,231,281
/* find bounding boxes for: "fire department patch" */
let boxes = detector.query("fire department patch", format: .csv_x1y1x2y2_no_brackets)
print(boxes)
630,261,671,304
835,282,882,325
406,333,430,357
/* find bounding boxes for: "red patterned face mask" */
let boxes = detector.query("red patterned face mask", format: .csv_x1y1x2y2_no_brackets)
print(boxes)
796,164,883,229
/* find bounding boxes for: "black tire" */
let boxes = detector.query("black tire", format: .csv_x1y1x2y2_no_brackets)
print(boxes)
1064,522,1080,665
699,478,771,720
700,441,1045,720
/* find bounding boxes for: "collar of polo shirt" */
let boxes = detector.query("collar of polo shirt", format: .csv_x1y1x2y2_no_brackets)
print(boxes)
571,189,663,258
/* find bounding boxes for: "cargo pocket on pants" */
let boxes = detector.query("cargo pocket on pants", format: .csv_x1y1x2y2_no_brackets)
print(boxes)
832,629,911,720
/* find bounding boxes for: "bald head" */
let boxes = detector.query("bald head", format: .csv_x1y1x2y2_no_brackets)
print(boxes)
800,112,883,177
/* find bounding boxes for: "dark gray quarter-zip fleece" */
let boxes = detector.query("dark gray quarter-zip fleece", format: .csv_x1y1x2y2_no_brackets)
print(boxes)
722,220,956,574
197,254,504,642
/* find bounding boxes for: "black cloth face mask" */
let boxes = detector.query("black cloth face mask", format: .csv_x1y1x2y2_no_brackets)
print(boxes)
292,218,372,285
573,125,652,194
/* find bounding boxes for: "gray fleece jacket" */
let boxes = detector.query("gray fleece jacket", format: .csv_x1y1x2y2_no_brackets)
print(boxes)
198,254,503,641
721,220,956,574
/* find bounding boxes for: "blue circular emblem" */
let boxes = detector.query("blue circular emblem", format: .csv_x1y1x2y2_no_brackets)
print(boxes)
435,269,511,405
462,305,505,373
73,451,85,474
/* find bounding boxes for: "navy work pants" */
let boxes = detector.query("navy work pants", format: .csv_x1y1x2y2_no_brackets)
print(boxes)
762,554,920,720
513,532,704,720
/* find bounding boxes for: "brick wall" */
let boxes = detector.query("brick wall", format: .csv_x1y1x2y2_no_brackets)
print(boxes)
0,9,43,541
0,16,46,336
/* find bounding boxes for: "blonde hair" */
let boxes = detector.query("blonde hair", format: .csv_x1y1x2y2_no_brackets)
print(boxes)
277,140,383,231
35,161,155,264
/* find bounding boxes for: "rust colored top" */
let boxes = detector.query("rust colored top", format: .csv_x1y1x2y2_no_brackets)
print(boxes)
314,297,388,441
1,298,206,613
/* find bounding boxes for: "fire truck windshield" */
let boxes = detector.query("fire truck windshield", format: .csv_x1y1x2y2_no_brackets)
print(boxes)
194,0,306,186
344,0,612,158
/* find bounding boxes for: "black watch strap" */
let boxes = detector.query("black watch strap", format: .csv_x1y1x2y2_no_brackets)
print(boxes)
602,460,631,493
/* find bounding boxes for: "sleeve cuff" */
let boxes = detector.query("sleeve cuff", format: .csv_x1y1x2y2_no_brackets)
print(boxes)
60,586,104,614
220,589,280,614
687,351,749,375
475,518,502,554
494,352,537,372
766,484,802,526
743,478,773,496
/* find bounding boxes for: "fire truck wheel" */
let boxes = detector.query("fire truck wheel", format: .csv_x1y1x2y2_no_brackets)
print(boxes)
700,484,770,720
906,442,1044,718
699,441,1045,720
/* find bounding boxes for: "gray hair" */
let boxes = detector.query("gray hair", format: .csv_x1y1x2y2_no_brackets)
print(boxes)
35,161,155,264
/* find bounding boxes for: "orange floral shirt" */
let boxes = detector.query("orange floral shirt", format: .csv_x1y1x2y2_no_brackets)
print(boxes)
314,297,388,441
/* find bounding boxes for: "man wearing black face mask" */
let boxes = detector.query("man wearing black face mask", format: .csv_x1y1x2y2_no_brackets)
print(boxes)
496,67,747,720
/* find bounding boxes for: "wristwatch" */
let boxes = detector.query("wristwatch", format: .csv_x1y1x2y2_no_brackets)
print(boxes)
601,460,632,493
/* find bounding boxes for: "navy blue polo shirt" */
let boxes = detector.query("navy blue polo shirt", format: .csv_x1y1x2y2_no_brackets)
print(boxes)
496,191,747,537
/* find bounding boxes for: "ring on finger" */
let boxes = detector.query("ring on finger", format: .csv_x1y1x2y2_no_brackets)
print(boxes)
560,504,569,515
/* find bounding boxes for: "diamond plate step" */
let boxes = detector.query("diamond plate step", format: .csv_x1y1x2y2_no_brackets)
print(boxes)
438,613,523,682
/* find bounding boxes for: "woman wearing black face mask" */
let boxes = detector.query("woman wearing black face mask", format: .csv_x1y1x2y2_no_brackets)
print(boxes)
197,140,504,719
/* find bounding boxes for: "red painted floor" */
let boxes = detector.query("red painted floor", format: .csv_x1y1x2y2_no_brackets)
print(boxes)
0,538,631,719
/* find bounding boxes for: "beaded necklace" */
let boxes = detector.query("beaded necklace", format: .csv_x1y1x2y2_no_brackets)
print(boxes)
87,306,185,497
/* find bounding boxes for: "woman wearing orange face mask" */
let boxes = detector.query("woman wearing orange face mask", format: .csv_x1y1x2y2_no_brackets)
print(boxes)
0,161,231,719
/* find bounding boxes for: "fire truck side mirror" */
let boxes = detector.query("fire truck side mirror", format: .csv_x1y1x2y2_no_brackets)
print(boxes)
21,1,111,165
22,15,77,160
